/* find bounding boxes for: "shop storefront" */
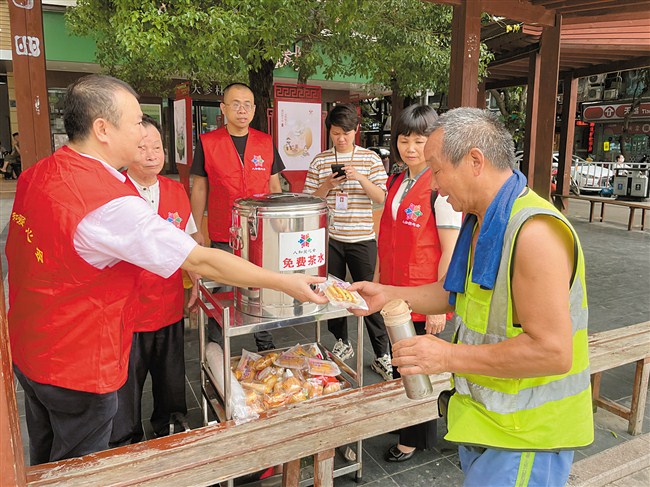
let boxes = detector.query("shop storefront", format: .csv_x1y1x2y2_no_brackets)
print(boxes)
582,101,650,162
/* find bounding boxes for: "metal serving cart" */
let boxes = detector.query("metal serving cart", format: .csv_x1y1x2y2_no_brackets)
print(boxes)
196,280,364,485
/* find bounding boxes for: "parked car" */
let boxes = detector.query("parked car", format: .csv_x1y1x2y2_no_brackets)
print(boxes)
368,146,391,173
553,153,613,195
514,150,613,195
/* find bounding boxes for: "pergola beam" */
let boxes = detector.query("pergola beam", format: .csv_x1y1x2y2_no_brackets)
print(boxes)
571,56,650,78
481,0,556,26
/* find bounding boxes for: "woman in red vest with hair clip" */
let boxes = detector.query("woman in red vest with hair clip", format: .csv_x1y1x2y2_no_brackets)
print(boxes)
376,104,462,463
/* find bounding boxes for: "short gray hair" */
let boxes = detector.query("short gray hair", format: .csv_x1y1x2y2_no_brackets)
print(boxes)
431,107,515,170
64,74,139,142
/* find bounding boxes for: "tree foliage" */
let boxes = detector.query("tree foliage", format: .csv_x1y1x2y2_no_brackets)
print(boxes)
489,86,527,147
66,1,493,131
67,0,359,130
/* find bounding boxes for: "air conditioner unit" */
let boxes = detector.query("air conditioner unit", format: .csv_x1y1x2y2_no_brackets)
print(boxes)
586,86,603,101
588,74,606,85
603,89,619,101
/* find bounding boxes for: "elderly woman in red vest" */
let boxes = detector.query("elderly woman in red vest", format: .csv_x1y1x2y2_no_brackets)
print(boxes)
375,104,462,462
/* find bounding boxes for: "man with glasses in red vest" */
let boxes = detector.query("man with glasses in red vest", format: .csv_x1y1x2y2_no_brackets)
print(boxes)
190,83,285,352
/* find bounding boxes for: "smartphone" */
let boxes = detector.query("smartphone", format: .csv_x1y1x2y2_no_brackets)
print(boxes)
331,163,345,178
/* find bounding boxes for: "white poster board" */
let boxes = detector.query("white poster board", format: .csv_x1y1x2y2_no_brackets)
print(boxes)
173,99,187,165
278,228,326,271
277,101,322,170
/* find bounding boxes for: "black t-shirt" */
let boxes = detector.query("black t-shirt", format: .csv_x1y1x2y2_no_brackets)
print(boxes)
190,133,285,177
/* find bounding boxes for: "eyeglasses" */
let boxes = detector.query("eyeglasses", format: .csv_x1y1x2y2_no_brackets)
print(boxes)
223,101,254,112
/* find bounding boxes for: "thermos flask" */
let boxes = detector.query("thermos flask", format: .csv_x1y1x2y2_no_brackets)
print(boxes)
381,299,433,400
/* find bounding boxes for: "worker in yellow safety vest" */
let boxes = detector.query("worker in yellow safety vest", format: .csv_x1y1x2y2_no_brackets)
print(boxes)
351,107,593,487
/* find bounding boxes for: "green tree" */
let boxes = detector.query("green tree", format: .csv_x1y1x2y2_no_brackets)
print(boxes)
337,1,492,122
67,0,359,131
488,86,527,147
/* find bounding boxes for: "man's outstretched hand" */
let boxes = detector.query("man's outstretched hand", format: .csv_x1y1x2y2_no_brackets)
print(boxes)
348,281,388,315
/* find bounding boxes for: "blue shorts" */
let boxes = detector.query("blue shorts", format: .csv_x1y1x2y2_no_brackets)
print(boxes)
459,445,574,487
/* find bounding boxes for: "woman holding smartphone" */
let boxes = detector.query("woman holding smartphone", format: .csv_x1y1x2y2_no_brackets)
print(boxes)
375,104,462,462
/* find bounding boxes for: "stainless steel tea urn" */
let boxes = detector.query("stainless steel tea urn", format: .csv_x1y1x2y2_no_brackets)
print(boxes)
230,193,328,318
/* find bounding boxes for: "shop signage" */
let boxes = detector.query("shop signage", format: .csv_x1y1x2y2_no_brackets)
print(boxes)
583,102,650,122
603,123,650,135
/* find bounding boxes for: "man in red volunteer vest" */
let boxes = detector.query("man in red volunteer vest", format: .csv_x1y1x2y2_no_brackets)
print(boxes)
6,74,325,465
190,82,285,351
110,115,197,447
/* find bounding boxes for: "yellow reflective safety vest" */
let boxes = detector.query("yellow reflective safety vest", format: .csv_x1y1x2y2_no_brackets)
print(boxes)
446,190,594,450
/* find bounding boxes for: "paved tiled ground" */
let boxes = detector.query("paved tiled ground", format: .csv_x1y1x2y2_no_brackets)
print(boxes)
5,194,650,485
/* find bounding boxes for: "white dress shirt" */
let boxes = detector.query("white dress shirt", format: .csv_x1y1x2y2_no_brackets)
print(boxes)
126,174,198,235
73,153,197,279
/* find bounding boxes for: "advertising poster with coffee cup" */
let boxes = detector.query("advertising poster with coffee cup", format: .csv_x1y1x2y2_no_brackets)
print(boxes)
277,101,322,170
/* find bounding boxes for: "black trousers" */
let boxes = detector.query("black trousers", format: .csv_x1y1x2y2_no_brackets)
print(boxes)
110,318,187,446
394,321,438,450
206,241,274,351
14,366,118,465
327,238,389,358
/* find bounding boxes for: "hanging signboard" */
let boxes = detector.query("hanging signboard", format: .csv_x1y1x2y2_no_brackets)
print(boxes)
173,99,188,165
274,84,323,171
583,102,650,122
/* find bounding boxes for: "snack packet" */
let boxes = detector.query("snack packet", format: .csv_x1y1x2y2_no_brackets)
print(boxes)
235,349,262,382
285,342,323,359
318,277,369,310
273,352,308,370
307,358,341,377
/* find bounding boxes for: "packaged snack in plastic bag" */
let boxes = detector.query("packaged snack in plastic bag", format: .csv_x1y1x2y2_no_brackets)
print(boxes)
307,358,341,377
282,375,303,395
263,391,288,409
253,351,280,371
288,389,308,404
206,343,259,424
318,277,369,310
235,349,262,382
323,381,342,395
273,353,308,370
286,342,323,359
306,378,324,399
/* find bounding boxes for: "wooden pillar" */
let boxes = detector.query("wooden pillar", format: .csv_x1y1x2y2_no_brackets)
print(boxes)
522,53,540,185
448,0,481,108
556,74,578,208
313,449,335,487
477,82,486,109
0,259,26,486
7,0,52,169
282,459,300,487
525,15,562,199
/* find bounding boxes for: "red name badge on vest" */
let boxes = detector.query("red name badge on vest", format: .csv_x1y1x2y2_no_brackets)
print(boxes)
336,192,348,210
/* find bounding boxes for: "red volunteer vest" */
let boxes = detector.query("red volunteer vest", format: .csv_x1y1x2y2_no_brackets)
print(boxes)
201,127,274,242
125,175,190,331
377,170,441,322
7,146,141,393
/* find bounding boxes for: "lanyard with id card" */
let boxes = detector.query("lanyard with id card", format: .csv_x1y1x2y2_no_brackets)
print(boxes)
333,146,355,211
336,192,348,210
